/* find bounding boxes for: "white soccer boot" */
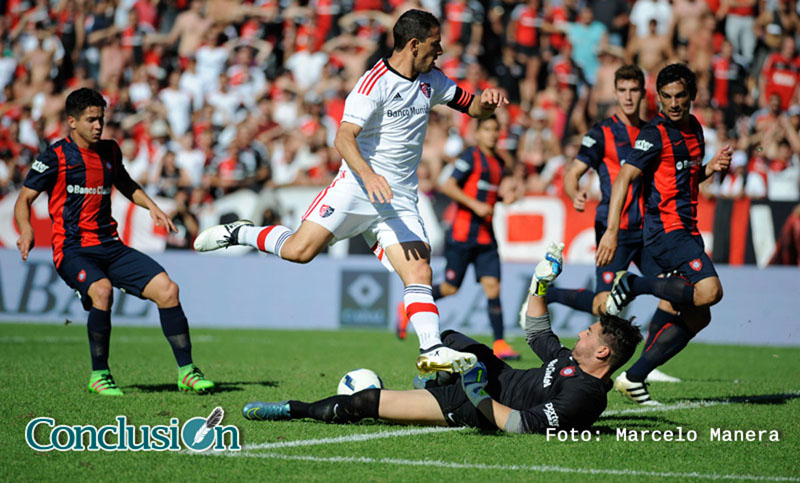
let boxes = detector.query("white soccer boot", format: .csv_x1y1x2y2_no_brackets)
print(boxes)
605,271,634,316
645,368,682,383
193,220,253,252
614,371,662,405
416,345,478,374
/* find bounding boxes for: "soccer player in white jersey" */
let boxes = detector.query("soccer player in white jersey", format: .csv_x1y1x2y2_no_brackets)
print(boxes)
194,9,509,374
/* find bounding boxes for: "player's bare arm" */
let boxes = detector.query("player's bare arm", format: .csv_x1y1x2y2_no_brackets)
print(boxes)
597,163,642,266
467,88,509,119
334,121,393,204
564,161,591,212
130,188,178,233
13,186,41,262
439,177,493,218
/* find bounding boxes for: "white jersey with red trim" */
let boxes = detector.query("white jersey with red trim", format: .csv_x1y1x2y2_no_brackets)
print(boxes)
341,58,465,197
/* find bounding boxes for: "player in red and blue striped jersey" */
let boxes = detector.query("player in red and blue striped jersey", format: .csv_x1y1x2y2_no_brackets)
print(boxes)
15,88,214,396
596,64,732,403
416,116,520,360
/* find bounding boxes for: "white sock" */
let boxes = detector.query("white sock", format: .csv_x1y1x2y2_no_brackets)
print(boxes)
403,284,443,350
239,225,292,259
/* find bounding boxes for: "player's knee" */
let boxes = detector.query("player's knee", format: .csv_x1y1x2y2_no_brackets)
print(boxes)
160,280,180,306
695,279,723,307
440,282,459,297
405,263,432,284
88,280,113,308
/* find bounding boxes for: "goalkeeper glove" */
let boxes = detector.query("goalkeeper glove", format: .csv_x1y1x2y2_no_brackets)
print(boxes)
460,362,490,407
529,242,565,297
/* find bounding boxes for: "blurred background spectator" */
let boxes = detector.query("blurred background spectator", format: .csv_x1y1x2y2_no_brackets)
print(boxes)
1,0,798,251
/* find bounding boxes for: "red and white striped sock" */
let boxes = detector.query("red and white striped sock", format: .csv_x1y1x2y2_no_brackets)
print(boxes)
239,225,292,259
404,284,442,351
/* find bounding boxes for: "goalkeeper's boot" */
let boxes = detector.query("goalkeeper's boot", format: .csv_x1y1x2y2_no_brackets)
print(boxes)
605,271,634,316
88,370,124,396
242,401,291,421
646,368,682,383
193,220,253,252
178,364,215,393
396,301,409,340
492,339,521,361
614,371,661,406
416,345,477,374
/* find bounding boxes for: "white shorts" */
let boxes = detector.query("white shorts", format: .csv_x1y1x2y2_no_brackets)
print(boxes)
301,171,430,250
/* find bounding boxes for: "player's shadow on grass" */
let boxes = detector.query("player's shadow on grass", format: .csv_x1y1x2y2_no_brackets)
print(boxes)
679,393,800,405
128,380,279,393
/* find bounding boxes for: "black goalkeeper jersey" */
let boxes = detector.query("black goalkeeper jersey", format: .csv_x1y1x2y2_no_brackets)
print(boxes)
493,330,612,433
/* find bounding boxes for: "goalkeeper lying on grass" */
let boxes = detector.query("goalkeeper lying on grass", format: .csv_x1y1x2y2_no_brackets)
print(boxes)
243,243,642,433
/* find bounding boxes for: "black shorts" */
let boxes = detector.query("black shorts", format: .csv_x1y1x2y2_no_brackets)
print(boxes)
514,43,540,57
56,241,166,311
645,230,718,284
442,239,501,288
426,331,511,430
594,224,661,292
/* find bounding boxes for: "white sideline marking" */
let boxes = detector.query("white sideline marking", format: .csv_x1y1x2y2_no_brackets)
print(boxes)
0,335,214,344
226,453,799,481
244,426,465,450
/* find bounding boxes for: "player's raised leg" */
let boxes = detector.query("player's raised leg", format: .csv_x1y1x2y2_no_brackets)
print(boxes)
385,241,477,373
141,271,214,393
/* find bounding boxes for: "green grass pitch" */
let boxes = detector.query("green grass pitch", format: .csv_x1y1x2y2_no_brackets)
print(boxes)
1,322,798,481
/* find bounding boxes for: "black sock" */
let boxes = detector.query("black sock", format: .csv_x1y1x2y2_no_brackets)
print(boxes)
546,287,595,314
432,284,443,300
87,308,111,371
642,308,679,350
158,304,193,367
290,389,381,423
630,275,695,307
488,297,503,341
626,317,693,382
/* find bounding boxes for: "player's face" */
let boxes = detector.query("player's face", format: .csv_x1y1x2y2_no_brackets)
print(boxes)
414,27,443,74
475,118,500,150
574,321,608,363
614,79,643,118
658,80,692,124
68,105,105,146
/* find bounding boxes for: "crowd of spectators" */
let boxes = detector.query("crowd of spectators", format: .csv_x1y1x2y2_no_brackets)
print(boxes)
1,0,799,249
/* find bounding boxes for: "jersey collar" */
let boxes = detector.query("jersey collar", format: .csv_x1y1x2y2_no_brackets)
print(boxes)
382,58,417,82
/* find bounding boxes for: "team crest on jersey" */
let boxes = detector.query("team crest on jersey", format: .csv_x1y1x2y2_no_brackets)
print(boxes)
689,258,703,271
420,82,431,98
603,271,614,284
319,204,335,218
560,366,576,377
446,269,456,281
77,270,87,283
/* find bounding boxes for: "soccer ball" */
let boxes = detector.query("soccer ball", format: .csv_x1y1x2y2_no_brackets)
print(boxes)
337,368,384,395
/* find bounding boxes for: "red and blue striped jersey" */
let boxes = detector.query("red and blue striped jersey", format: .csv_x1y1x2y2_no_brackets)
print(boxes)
576,114,643,234
448,146,504,245
23,137,134,268
627,113,705,242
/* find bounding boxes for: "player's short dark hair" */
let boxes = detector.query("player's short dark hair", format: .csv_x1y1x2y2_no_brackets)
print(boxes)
614,64,645,90
393,9,439,52
598,314,643,372
476,115,498,128
65,88,107,119
656,63,697,101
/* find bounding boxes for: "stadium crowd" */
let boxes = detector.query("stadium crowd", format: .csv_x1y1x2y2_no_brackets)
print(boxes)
1,0,799,250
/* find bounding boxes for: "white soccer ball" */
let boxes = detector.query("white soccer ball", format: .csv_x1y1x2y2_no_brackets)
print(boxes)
337,368,384,395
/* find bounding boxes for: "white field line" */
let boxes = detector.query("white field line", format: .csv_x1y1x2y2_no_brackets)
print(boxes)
224,452,799,481
0,335,214,344
244,426,465,450
602,391,800,417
